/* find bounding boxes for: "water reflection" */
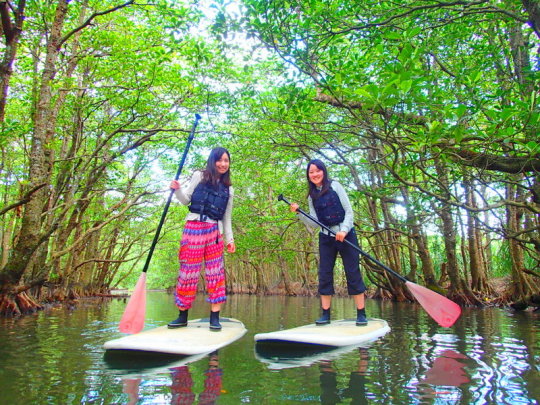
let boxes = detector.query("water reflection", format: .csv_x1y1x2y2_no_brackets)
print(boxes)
122,377,141,405
419,349,469,387
255,341,363,370
255,341,344,370
116,351,223,405
416,349,470,401
103,350,207,374
319,347,369,405
0,293,538,404
170,351,222,405
255,342,372,404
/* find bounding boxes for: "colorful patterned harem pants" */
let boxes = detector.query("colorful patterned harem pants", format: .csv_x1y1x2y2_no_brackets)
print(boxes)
174,221,227,309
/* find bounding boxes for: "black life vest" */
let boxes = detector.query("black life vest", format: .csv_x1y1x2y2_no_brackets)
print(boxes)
189,181,230,221
312,184,345,227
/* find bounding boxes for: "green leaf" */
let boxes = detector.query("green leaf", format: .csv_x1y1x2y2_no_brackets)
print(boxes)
355,87,374,99
384,31,402,40
428,120,441,132
407,27,422,38
525,141,540,152
455,105,467,118
500,108,515,122
400,80,412,94
398,44,413,62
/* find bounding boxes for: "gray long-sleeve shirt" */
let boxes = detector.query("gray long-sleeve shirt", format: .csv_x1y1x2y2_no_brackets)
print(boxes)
298,180,354,235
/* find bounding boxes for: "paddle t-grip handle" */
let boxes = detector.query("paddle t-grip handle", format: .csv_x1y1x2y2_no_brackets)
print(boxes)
277,194,289,204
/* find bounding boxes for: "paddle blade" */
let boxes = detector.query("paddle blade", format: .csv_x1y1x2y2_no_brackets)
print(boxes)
119,272,147,334
405,281,461,327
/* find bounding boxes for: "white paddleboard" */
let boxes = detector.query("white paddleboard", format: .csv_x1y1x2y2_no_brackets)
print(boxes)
104,317,247,355
254,318,390,347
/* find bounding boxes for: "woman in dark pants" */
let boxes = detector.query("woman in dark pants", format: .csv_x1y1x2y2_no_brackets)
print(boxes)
289,159,367,326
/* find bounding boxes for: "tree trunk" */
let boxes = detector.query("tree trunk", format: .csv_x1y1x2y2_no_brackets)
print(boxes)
0,1,68,300
522,0,540,39
0,211,15,268
78,223,101,293
94,228,120,292
505,180,538,304
0,0,26,123
402,186,419,282
434,159,478,305
402,185,437,288
464,178,492,294
277,256,296,295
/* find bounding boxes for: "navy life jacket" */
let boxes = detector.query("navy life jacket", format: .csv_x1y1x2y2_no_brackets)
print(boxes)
312,183,345,227
189,181,230,221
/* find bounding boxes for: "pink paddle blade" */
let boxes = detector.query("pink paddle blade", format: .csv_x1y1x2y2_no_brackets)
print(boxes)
119,272,147,334
405,281,461,327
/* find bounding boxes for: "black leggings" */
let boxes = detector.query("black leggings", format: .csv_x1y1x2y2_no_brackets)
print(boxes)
318,228,367,296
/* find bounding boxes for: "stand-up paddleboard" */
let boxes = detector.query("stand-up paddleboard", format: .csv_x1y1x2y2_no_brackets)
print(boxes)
104,317,247,355
254,318,390,347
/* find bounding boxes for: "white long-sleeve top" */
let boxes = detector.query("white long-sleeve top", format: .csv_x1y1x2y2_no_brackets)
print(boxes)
173,170,234,245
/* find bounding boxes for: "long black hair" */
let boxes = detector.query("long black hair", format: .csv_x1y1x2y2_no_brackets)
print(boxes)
306,159,330,199
201,147,232,187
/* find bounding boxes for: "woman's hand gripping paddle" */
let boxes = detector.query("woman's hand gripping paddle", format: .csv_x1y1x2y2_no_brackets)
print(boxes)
278,194,461,328
119,114,202,334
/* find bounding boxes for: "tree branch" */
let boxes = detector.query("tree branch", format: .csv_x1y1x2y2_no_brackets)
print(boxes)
452,149,540,174
0,183,47,216
0,0,14,43
58,0,135,48
313,88,428,125
329,1,527,36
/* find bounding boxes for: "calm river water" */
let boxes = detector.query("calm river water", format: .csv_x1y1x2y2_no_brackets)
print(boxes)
0,291,538,404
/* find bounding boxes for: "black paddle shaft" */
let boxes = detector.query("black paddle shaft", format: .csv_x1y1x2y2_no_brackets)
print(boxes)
278,194,407,283
141,114,202,273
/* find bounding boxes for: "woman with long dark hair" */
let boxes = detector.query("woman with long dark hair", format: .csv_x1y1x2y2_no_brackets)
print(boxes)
168,147,236,331
289,159,368,326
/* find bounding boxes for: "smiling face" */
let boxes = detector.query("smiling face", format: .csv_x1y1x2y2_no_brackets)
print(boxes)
308,164,324,187
215,152,230,175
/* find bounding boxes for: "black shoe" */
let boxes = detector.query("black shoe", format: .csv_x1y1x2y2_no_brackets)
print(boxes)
168,310,188,328
209,310,222,331
356,308,368,326
315,308,331,325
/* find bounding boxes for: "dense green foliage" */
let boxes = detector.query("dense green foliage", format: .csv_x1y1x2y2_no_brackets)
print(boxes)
0,0,539,313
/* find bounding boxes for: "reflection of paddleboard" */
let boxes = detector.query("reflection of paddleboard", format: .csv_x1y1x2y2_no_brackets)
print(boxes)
255,342,365,370
254,318,390,347
104,351,208,375
104,317,247,355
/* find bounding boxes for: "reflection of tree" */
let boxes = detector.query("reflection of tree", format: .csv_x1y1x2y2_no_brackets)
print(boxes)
319,347,369,405
512,312,540,402
170,351,222,405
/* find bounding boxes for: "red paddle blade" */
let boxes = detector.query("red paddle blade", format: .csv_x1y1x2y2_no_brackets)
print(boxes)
119,272,147,334
405,281,461,327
